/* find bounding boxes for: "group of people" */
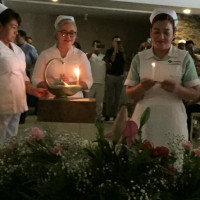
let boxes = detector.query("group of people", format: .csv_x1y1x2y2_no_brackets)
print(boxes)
86,36,126,121
1,3,200,149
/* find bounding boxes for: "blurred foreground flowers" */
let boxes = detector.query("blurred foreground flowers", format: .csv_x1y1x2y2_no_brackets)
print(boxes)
0,107,200,200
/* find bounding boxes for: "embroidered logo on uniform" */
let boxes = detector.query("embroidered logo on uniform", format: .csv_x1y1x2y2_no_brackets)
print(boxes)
168,60,181,65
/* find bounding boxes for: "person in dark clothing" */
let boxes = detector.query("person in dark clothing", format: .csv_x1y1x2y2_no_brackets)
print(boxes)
104,35,126,121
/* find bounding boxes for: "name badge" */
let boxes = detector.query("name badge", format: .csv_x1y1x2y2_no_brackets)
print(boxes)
168,60,181,65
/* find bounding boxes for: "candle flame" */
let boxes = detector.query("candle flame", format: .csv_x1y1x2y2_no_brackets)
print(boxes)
151,62,156,68
74,68,80,85
74,68,80,76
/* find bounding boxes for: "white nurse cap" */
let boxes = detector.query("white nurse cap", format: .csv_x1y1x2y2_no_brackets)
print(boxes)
54,15,75,29
178,40,186,44
0,3,8,14
150,8,178,26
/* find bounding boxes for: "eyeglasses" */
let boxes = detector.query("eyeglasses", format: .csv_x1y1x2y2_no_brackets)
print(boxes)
58,30,77,37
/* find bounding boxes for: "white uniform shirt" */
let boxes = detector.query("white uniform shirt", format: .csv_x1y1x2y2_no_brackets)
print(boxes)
0,41,29,114
32,45,93,98
125,45,200,147
89,53,106,84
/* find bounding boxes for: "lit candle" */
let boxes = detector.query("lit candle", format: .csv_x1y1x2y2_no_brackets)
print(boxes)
74,68,80,85
151,62,156,79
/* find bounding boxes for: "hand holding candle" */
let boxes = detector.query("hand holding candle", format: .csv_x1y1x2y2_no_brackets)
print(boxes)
151,62,156,80
74,68,80,85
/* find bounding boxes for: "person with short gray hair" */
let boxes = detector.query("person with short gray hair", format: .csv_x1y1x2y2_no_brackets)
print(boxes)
32,15,93,98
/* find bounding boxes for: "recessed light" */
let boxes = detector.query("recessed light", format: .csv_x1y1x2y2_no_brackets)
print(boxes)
52,0,58,2
183,9,191,14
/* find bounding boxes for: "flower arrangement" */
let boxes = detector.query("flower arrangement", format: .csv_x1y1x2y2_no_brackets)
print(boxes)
0,107,200,200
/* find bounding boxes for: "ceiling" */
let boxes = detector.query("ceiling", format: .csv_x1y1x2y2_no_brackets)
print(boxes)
3,0,200,20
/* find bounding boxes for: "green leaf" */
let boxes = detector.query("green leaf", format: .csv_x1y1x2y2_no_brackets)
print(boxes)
138,107,150,135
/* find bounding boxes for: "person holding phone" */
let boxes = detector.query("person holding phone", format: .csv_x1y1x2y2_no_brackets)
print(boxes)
104,35,126,121
125,8,200,147
86,40,106,117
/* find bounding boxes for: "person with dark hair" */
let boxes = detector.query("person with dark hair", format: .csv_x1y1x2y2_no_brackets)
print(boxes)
125,8,200,147
16,30,38,77
27,36,33,44
31,15,93,98
86,40,106,117
16,29,39,123
185,40,196,59
0,4,48,144
185,40,194,50
104,35,126,121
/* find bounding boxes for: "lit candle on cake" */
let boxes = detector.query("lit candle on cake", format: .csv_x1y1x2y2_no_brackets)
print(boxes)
151,62,156,79
74,68,80,85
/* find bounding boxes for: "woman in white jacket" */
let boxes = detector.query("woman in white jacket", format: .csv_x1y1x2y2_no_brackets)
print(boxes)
31,15,93,98
0,5,48,144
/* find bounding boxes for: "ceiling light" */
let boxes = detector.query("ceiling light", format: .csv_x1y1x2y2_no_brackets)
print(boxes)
52,0,58,2
183,9,191,14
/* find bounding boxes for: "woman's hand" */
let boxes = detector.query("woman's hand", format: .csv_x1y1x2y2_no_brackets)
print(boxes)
126,78,156,101
60,74,70,84
140,78,156,91
160,80,178,93
160,80,199,101
26,81,49,98
32,88,50,98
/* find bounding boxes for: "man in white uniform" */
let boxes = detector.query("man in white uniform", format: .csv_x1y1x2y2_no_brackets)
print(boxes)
87,40,106,117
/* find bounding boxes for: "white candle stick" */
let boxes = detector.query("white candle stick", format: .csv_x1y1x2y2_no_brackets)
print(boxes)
151,62,156,80
74,68,80,85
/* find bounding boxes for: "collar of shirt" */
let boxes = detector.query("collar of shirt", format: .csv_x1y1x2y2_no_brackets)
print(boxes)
144,45,179,60
54,44,74,59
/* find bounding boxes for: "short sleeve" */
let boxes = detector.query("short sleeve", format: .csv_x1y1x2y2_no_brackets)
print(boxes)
124,54,140,86
30,46,38,63
182,53,200,87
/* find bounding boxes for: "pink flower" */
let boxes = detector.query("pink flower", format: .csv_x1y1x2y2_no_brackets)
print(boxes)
50,145,63,155
194,149,200,157
29,127,44,140
122,120,138,147
182,141,193,149
111,106,128,144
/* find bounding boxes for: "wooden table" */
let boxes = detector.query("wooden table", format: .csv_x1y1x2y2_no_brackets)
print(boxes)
37,97,96,123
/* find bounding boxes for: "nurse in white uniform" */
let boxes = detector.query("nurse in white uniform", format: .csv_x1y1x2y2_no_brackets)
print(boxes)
0,5,48,144
31,15,93,98
125,8,200,147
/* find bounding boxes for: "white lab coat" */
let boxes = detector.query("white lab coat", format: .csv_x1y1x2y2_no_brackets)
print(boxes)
0,41,29,114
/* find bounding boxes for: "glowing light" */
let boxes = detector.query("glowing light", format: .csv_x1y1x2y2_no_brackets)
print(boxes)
151,62,156,79
74,68,80,85
183,9,191,14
